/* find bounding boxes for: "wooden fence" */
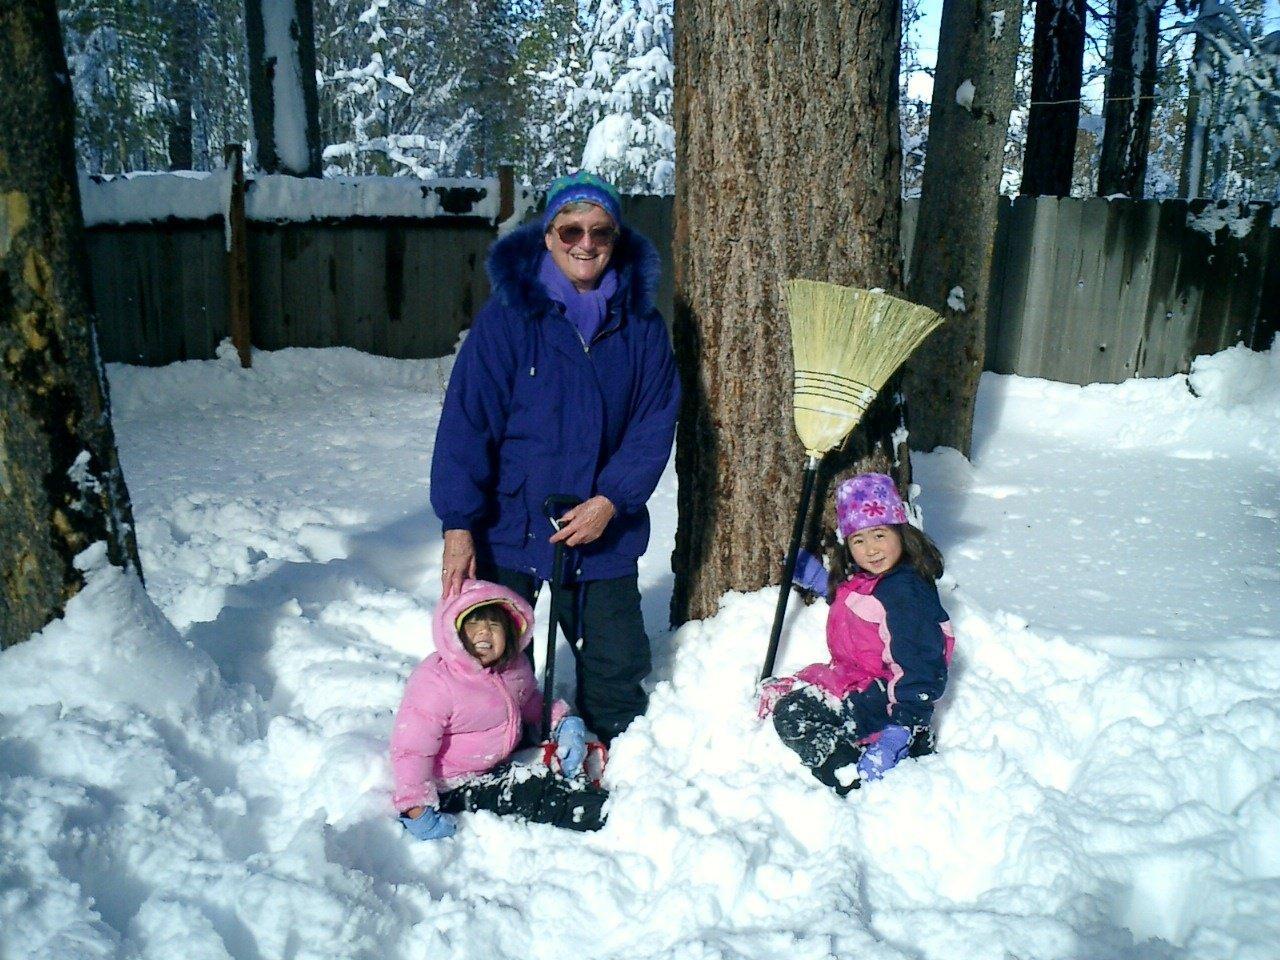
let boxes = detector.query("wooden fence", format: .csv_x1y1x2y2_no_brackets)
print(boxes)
85,186,1278,385
86,219,494,365
978,197,1279,383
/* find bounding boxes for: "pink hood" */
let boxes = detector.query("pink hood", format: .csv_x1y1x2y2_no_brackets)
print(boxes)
432,578,535,669
390,579,567,811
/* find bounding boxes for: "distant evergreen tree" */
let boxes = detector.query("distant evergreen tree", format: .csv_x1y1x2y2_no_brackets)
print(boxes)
514,0,583,186
60,0,248,173
316,0,475,177
572,0,674,193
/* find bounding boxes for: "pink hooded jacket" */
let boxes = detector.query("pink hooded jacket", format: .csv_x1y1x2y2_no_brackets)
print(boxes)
390,579,568,811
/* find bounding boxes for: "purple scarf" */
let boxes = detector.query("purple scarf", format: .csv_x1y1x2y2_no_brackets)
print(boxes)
538,252,619,346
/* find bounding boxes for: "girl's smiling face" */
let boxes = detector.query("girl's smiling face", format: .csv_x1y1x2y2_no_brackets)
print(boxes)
848,525,903,576
460,610,508,667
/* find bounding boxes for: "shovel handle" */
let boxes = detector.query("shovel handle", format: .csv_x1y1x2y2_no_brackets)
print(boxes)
540,495,581,737
543,494,581,530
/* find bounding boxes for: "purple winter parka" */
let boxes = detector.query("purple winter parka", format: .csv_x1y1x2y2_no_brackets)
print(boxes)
430,221,680,582
390,579,568,812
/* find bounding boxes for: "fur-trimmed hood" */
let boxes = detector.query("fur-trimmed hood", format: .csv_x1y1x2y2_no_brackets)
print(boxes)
486,220,663,322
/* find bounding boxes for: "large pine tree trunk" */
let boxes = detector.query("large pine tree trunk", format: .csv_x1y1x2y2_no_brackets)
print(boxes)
1021,0,1087,196
671,1,905,625
0,0,143,650
245,0,323,176
1097,0,1164,197
903,0,1024,456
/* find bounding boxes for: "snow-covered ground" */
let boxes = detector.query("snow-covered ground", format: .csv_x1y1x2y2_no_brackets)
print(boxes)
3,339,1279,960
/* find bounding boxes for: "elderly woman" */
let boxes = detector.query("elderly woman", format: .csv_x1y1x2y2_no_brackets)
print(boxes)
430,172,680,745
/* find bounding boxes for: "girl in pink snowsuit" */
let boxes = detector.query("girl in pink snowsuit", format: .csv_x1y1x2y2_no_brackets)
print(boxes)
758,472,955,795
391,579,606,839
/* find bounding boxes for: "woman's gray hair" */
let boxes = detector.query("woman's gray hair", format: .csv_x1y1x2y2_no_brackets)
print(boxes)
545,200,610,229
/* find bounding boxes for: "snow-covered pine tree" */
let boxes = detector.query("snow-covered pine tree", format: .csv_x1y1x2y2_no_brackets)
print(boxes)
574,0,674,194
317,0,474,178
1188,0,1280,199
901,0,932,198
515,0,584,186
61,0,249,173
60,0,174,173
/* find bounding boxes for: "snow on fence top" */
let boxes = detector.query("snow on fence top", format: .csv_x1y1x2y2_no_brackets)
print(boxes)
80,172,510,227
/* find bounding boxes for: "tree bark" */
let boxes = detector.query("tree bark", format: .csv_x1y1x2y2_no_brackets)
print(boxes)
245,0,323,176
1097,0,1164,197
671,1,905,625
1179,23,1213,198
165,0,197,170
0,0,143,650
1020,0,1087,196
903,0,1023,456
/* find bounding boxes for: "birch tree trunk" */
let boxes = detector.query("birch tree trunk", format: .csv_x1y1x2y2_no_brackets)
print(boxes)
671,0,905,625
1097,0,1164,197
0,0,143,650
1020,0,1087,196
245,0,323,176
903,0,1023,455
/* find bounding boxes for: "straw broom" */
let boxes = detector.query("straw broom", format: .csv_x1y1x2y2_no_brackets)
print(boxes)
760,280,944,680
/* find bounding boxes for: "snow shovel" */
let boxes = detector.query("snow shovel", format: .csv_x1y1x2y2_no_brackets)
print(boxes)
540,494,608,787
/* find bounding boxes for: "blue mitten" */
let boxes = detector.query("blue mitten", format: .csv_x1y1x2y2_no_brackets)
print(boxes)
399,807,458,841
793,548,829,595
857,725,912,783
554,716,588,777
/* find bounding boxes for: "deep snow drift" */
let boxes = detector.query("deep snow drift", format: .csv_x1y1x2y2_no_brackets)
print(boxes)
2,340,1278,960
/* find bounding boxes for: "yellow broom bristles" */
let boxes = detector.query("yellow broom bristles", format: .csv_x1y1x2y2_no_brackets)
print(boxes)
788,279,943,459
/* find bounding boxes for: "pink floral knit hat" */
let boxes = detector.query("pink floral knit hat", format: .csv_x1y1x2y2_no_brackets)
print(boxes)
835,472,908,539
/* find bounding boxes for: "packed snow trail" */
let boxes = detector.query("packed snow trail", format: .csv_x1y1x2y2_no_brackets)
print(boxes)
1,341,1278,960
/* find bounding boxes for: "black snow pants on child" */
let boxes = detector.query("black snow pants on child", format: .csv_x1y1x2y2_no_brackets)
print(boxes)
438,761,608,831
477,563,651,746
772,685,935,796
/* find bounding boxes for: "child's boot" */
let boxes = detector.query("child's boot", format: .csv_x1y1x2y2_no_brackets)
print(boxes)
810,740,865,796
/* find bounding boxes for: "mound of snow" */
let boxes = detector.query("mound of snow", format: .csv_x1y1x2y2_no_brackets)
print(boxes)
2,339,1278,959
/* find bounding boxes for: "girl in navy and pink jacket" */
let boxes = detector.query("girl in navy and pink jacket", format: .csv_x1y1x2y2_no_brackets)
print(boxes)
758,472,955,794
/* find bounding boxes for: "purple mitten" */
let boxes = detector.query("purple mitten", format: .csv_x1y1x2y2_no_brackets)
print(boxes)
793,548,828,595
857,725,912,782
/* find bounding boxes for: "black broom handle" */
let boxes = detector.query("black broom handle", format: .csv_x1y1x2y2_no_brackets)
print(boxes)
761,458,820,680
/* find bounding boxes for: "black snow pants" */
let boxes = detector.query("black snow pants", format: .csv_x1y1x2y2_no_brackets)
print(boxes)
478,563,650,746
438,761,608,832
772,685,935,796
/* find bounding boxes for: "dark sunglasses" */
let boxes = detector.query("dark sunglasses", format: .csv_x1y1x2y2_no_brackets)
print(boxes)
552,223,618,246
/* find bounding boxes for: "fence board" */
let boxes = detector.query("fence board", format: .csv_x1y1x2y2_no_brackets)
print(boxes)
1140,200,1194,378
247,229,283,351
87,195,1278,387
